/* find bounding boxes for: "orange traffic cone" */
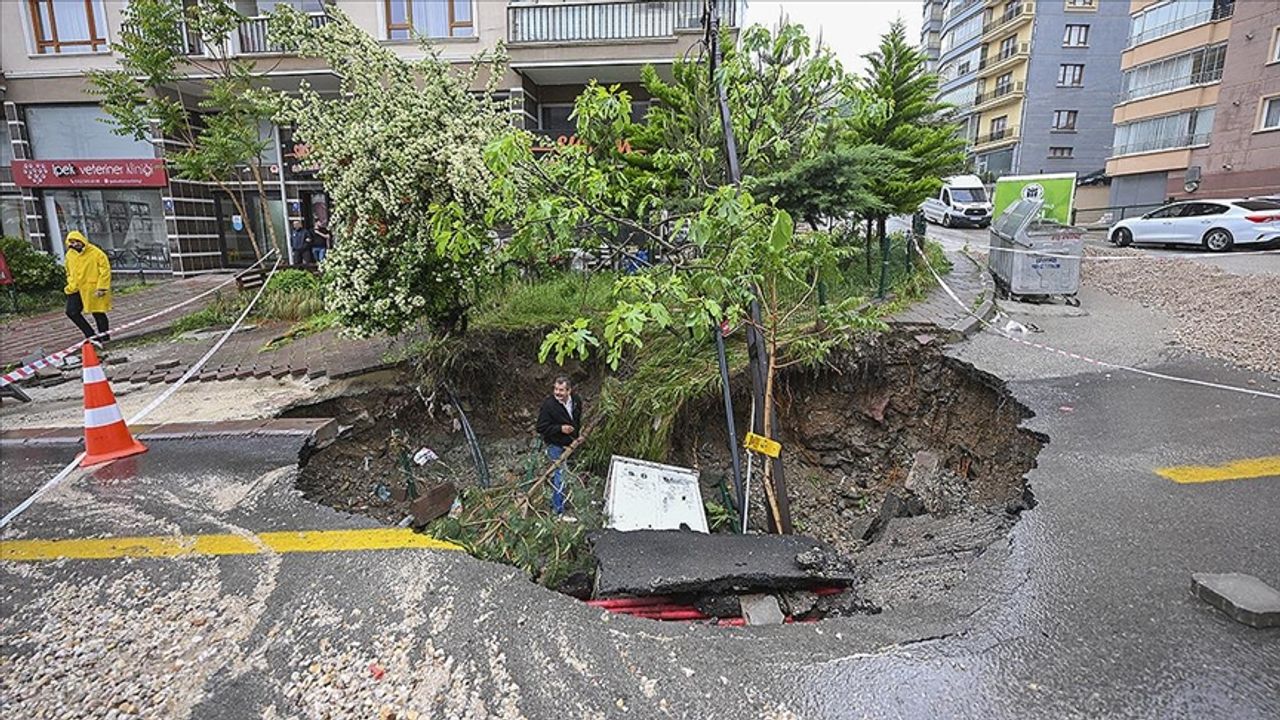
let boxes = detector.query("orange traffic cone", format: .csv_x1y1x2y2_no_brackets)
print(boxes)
80,342,147,467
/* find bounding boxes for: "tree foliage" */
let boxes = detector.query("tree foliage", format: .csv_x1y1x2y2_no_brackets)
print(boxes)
270,7,512,336
88,0,282,259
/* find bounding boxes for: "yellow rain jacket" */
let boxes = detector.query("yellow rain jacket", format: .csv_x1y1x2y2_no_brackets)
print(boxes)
63,231,113,314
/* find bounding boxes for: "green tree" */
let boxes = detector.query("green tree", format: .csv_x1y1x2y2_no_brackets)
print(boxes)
88,0,283,261
269,7,512,336
855,20,965,294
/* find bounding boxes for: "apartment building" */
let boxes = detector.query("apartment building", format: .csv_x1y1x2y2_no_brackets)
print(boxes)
1107,0,1278,209
921,0,945,71
0,0,737,275
933,0,1128,179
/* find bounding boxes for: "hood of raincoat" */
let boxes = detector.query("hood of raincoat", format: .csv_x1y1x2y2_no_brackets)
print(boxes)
65,230,88,247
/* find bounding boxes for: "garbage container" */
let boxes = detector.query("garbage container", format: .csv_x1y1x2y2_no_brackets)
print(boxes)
988,198,1083,305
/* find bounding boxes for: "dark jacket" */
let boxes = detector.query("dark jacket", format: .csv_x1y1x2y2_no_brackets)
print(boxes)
289,227,311,251
536,394,583,448
312,227,332,249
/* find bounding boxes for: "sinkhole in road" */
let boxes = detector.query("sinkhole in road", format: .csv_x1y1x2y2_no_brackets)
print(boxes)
286,328,1046,622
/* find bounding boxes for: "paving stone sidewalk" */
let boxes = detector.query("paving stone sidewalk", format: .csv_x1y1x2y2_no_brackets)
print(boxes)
0,275,233,367
889,249,993,334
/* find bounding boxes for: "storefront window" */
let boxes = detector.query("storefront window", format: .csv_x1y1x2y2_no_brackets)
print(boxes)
26,105,154,160
44,189,168,270
1,197,25,241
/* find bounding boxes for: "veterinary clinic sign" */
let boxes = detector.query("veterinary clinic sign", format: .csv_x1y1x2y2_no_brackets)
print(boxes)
12,159,168,188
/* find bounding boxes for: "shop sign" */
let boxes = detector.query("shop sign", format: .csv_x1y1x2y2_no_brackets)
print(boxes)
12,159,168,189
231,215,244,231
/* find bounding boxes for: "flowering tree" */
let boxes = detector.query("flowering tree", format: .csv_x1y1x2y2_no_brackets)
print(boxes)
270,8,511,336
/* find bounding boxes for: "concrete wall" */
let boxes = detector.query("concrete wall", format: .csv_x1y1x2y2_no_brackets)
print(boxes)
1182,1,1280,199
1018,0,1128,176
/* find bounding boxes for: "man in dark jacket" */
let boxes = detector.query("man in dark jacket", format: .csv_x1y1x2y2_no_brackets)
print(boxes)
289,220,311,266
536,375,583,516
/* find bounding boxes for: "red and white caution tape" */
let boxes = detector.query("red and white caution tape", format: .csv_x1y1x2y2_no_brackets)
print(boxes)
919,242,1280,402
0,251,276,388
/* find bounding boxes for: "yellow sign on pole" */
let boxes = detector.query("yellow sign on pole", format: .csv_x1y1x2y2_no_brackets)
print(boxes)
743,432,781,459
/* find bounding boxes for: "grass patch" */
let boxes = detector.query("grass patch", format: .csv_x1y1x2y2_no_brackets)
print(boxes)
471,272,616,332
170,291,246,336
261,311,338,352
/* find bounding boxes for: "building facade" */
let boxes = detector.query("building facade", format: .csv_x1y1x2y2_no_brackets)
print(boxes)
1107,0,1278,210
933,0,1129,180
921,0,945,71
0,0,739,275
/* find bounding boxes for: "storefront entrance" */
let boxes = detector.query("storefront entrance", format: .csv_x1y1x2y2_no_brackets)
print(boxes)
214,192,286,268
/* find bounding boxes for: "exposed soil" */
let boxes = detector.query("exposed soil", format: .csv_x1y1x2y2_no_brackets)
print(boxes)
287,326,1046,612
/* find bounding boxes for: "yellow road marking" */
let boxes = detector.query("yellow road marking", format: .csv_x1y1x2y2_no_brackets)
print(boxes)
1156,455,1280,485
0,528,462,562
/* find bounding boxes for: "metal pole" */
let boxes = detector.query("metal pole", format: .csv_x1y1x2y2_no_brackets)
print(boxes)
714,325,745,528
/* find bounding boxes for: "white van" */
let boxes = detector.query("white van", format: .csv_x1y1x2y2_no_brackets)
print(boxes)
921,175,993,228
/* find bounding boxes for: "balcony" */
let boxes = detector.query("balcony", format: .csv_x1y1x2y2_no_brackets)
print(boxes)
237,12,328,55
1113,132,1211,157
973,80,1025,110
1121,67,1223,103
982,2,1034,37
507,0,739,45
974,125,1020,149
1127,1,1233,48
977,42,1029,75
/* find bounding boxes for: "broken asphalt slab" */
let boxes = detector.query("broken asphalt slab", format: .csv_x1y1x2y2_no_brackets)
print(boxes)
590,528,856,597
1191,572,1280,629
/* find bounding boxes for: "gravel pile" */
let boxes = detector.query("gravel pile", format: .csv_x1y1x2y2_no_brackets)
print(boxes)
1081,248,1280,377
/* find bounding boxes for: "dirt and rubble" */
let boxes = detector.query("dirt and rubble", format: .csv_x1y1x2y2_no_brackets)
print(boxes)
288,327,1046,617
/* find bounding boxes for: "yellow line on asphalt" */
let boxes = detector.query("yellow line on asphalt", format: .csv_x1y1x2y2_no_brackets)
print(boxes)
0,528,462,562
1156,455,1280,485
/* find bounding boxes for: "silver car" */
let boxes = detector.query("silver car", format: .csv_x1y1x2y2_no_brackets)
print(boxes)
1109,198,1280,252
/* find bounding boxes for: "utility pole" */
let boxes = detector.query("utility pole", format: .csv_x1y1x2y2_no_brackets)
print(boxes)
705,0,792,534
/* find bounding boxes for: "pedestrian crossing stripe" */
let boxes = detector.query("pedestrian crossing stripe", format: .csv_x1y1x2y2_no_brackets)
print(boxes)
1156,456,1280,485
0,528,462,562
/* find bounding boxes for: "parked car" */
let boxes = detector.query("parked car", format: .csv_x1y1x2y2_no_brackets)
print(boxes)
920,174,993,228
1109,198,1280,252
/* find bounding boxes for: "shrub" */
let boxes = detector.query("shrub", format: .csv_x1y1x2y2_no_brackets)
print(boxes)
264,268,320,294
0,236,62,292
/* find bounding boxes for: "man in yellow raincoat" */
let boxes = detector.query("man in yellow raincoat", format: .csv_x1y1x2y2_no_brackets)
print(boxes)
63,230,112,343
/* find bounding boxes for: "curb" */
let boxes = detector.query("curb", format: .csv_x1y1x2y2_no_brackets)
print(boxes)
947,250,996,340
0,417,337,448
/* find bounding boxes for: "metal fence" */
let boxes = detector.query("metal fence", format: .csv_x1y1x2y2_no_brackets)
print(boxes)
508,0,739,44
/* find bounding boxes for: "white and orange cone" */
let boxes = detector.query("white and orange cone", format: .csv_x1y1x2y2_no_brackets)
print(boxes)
80,342,147,467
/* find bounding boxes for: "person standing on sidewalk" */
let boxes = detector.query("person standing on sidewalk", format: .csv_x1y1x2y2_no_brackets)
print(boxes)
535,375,583,517
63,230,112,345
311,223,331,264
289,219,312,266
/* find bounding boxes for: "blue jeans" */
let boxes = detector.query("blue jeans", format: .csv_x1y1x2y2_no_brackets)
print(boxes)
547,444,566,514
312,247,327,263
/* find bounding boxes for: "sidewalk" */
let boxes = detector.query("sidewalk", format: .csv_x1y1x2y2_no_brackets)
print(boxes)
889,249,993,336
0,275,234,367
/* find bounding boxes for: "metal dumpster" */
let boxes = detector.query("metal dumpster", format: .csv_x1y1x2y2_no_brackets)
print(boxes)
988,197,1084,304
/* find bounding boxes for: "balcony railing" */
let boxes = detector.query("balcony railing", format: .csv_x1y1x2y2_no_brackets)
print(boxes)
237,12,328,55
943,0,982,24
1113,132,1211,157
1121,67,1224,102
976,125,1019,145
974,80,1025,105
508,0,739,45
978,42,1029,70
983,2,1034,36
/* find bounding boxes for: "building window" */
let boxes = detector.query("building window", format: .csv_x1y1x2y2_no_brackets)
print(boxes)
1262,97,1280,131
1128,0,1235,48
957,60,971,75
1052,110,1078,131
999,35,1017,57
1063,24,1089,47
1270,26,1280,64
1121,43,1227,102
1048,146,1074,158
1112,106,1215,156
990,115,1008,139
384,0,473,40
1065,0,1096,8
1058,63,1084,87
26,0,108,54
